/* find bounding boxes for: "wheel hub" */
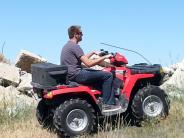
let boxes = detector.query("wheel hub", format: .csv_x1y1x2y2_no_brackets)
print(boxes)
66,109,88,132
142,95,163,117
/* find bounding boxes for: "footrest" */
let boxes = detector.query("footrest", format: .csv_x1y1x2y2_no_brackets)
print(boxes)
101,108,126,116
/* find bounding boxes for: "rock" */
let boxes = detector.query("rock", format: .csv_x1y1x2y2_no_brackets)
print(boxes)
0,51,43,117
163,66,175,75
160,85,184,99
161,59,184,89
0,63,20,86
17,72,32,93
15,92,37,107
161,59,184,99
162,67,174,82
15,50,47,73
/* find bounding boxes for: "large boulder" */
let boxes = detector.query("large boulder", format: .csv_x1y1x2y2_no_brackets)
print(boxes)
0,63,20,86
17,72,33,96
161,59,184,98
161,59,184,89
15,50,47,73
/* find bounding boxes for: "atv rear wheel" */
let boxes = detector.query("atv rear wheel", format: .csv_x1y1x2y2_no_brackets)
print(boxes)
53,99,96,137
36,99,53,129
131,85,170,121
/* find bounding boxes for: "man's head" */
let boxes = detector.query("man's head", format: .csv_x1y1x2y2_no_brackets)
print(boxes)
68,25,83,42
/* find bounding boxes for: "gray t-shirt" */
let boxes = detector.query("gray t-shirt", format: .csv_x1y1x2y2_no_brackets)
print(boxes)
60,41,84,79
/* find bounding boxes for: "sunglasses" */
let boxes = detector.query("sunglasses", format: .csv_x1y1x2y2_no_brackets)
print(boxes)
76,32,83,35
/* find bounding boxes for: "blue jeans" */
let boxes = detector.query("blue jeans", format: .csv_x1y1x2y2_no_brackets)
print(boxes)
71,69,115,105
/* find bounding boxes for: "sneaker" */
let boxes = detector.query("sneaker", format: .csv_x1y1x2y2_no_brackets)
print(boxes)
102,104,122,113
116,96,129,109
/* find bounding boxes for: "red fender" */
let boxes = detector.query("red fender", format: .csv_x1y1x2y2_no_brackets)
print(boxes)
43,86,101,102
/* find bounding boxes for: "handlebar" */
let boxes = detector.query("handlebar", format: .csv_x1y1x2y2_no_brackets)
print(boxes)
98,49,115,57
98,49,128,66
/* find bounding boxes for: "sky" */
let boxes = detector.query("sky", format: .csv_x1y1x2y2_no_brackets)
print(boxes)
0,0,184,66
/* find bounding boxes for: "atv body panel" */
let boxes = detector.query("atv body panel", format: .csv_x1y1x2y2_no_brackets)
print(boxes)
43,85,100,102
31,51,169,137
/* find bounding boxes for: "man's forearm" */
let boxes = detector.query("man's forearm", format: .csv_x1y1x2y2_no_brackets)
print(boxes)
89,56,107,67
81,55,106,67
85,51,95,58
98,60,114,67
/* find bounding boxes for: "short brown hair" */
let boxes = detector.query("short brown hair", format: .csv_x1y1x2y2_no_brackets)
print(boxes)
68,25,81,39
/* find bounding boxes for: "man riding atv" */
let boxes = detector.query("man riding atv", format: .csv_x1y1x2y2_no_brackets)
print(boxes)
60,25,122,113
31,25,170,137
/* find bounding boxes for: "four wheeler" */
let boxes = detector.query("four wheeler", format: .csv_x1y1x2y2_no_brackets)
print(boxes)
31,50,170,137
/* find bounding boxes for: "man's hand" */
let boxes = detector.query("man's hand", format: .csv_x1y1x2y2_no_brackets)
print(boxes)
85,51,100,58
104,54,113,59
93,51,100,55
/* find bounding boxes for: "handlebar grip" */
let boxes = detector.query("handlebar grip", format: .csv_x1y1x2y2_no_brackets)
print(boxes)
99,51,109,56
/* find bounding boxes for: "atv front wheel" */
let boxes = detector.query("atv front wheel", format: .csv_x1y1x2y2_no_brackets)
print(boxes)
53,99,96,137
131,85,170,121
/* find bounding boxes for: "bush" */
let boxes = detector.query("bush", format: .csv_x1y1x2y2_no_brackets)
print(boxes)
0,100,34,125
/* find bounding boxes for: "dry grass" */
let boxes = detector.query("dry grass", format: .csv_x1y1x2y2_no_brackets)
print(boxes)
0,97,184,138
0,118,57,138
87,98,184,138
0,53,10,64
0,107,57,138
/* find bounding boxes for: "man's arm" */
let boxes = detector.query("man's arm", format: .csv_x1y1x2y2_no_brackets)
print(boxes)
80,54,111,67
98,60,114,67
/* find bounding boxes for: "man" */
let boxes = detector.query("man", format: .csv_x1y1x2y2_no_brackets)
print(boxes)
60,25,121,112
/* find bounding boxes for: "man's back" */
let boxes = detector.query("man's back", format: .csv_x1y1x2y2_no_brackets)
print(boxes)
60,41,84,79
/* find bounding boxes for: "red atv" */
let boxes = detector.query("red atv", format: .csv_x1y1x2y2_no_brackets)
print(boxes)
31,50,170,137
